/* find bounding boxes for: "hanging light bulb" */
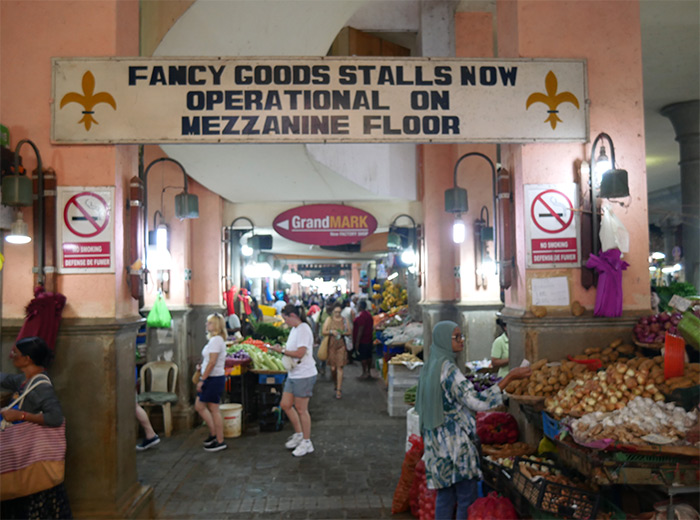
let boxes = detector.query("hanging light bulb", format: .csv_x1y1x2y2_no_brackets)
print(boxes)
452,215,466,244
5,211,31,244
593,144,612,181
241,243,254,257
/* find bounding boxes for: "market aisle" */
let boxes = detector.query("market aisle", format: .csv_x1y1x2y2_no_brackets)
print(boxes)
136,362,415,519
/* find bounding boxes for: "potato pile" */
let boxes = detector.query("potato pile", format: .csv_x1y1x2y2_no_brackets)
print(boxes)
570,338,635,368
545,360,669,417
505,358,589,398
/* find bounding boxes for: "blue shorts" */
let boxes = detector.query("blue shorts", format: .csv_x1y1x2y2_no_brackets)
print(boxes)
283,375,316,398
198,375,225,404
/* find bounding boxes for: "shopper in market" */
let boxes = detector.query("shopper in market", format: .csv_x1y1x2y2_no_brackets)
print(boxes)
268,304,317,457
0,336,72,519
415,320,531,520
322,303,350,399
353,299,375,379
195,313,228,452
490,317,510,378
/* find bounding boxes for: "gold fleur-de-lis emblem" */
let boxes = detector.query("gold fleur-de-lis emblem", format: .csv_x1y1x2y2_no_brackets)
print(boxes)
526,71,580,129
60,71,117,131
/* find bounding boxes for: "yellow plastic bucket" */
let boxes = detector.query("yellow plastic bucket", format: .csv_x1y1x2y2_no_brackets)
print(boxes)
220,403,242,438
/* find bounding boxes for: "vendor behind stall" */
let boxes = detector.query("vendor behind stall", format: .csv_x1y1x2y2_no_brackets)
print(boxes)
491,317,509,378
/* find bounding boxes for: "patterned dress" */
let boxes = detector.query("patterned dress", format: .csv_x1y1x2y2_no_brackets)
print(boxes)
324,317,348,369
422,360,503,490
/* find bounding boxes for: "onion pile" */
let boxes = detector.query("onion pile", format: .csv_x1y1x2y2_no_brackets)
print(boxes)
633,311,683,344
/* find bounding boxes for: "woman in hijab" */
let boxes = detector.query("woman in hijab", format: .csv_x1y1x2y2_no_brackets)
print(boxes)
415,321,530,520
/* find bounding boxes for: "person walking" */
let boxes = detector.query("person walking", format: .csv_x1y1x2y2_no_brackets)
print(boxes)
268,304,317,457
322,303,349,399
195,313,228,452
353,299,374,379
415,321,531,519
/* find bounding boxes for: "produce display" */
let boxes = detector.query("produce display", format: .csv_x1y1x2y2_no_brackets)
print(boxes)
233,343,286,372
403,385,416,405
466,371,501,392
544,361,666,417
571,396,698,445
512,457,598,520
483,449,540,469
373,280,408,313
388,352,421,364
476,412,519,444
633,310,684,345
505,339,640,399
252,321,290,343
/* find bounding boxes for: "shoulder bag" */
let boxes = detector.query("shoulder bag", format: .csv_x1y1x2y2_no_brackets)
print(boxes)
0,374,66,500
317,334,329,361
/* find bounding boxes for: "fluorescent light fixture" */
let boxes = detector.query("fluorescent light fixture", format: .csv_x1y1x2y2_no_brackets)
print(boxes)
452,216,466,244
301,278,314,287
650,252,665,261
244,261,272,278
271,269,281,279
282,272,302,284
387,272,399,281
661,264,682,274
649,266,657,272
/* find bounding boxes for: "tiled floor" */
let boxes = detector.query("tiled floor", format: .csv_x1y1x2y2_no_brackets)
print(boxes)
137,362,416,519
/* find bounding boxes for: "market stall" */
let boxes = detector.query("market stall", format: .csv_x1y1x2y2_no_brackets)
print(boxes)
393,303,700,520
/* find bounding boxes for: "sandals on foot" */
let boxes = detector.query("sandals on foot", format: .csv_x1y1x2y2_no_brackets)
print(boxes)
335,389,342,399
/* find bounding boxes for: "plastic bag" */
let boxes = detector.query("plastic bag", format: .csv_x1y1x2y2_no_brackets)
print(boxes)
391,434,423,514
146,293,172,328
468,491,518,520
600,205,629,253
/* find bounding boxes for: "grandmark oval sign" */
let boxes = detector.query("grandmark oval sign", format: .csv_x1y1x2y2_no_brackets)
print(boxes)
273,204,377,246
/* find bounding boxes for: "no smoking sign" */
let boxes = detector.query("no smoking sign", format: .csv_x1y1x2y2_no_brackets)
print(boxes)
525,184,580,268
58,187,115,273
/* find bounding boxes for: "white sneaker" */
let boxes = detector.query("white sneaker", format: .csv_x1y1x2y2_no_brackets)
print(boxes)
292,439,314,457
285,432,303,449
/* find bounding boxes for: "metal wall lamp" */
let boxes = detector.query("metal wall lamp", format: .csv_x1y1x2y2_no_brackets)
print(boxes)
388,213,418,268
4,140,48,285
142,156,199,285
474,205,495,288
445,151,498,256
228,216,255,257
589,132,630,256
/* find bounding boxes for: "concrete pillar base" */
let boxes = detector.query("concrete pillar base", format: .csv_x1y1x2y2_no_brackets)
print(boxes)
1,316,153,519
500,308,649,366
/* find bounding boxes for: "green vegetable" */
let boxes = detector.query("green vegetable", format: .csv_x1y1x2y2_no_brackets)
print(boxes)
252,322,290,343
678,311,700,351
404,385,417,404
655,282,698,312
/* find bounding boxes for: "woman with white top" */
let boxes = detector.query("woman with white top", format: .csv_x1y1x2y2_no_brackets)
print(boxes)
268,304,317,457
195,313,228,452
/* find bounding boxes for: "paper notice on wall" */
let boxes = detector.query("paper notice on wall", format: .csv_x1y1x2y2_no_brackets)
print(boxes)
531,276,570,306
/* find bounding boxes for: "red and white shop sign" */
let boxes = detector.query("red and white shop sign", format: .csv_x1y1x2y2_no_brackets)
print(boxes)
273,204,377,246
525,184,580,268
57,187,115,273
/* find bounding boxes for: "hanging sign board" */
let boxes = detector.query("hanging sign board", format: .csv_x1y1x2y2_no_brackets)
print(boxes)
525,184,580,268
57,187,115,273
273,204,377,246
52,57,587,144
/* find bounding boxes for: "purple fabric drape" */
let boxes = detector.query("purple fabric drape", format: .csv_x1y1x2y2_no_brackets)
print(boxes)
585,248,629,317
16,286,67,351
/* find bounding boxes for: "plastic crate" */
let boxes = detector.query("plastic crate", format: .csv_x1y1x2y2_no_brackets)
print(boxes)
542,411,561,440
257,373,286,385
512,457,600,520
481,456,513,492
555,438,596,479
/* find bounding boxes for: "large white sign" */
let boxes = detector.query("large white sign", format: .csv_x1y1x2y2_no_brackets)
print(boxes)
525,184,580,269
57,187,115,274
52,57,587,144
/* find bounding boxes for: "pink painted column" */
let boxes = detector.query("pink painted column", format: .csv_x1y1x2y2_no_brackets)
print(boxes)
497,0,649,313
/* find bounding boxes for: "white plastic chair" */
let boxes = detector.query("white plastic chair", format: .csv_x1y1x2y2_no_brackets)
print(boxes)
137,361,178,437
